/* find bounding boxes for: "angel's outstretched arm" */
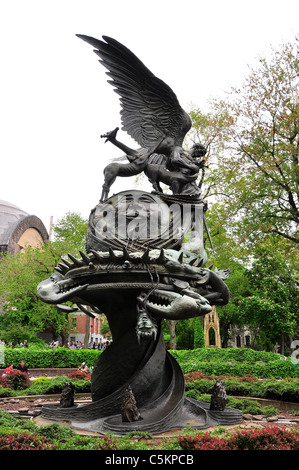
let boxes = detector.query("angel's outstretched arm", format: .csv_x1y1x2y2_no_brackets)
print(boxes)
101,127,138,157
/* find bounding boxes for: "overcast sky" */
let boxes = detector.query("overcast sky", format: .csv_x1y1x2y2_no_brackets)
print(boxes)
0,0,298,234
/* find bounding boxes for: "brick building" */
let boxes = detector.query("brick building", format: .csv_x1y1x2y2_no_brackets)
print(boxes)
68,312,105,346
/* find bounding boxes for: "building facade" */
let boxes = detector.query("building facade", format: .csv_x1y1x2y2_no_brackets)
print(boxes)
68,312,105,346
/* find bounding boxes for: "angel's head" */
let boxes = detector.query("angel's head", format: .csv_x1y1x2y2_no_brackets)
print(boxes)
191,143,207,158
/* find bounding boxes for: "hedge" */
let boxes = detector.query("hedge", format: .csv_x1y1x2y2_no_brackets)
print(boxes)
170,347,284,363
174,359,298,378
1,346,298,379
1,347,101,369
169,348,299,379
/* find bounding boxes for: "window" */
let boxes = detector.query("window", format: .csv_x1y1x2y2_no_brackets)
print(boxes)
208,327,216,346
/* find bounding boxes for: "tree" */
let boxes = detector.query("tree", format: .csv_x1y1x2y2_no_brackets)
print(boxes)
163,319,179,350
53,212,88,254
193,317,205,348
238,240,299,353
100,318,111,339
189,36,299,247
202,203,253,348
0,243,72,345
0,212,89,346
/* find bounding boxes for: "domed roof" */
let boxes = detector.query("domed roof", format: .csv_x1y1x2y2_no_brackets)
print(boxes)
0,199,28,214
0,200,48,252
0,200,29,245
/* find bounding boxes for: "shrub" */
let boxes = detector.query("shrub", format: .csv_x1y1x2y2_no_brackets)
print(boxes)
170,348,299,378
29,376,91,395
0,376,8,388
67,371,92,381
0,385,14,398
185,392,277,416
178,433,236,450
226,397,277,417
1,345,101,368
2,345,298,379
228,426,299,450
38,423,76,441
0,431,53,450
94,434,119,450
170,347,282,364
31,376,51,384
27,376,69,395
185,372,258,383
177,426,299,450
0,410,20,427
72,379,91,393
3,371,31,390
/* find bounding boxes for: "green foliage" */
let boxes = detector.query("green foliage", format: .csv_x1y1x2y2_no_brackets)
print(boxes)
0,211,89,346
193,317,205,348
1,345,101,368
0,385,14,398
37,422,76,441
237,242,299,349
186,390,277,416
184,373,299,402
170,347,281,363
53,212,88,255
170,347,298,378
189,36,299,246
0,408,297,451
176,318,198,349
124,431,153,440
3,345,297,379
0,244,72,344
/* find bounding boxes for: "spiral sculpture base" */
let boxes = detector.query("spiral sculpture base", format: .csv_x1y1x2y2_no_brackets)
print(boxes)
41,329,242,435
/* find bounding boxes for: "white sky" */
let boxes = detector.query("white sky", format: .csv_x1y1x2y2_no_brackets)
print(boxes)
0,0,298,234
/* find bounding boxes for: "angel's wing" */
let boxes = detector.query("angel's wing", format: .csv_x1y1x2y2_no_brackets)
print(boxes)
77,34,192,148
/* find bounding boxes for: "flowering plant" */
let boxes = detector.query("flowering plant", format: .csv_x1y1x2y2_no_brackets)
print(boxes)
0,432,53,450
67,371,92,381
178,426,299,450
1,370,31,390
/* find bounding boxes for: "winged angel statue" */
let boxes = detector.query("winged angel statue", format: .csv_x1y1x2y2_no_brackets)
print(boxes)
77,35,206,201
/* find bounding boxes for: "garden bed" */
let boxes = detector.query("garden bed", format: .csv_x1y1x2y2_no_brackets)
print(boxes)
0,408,298,450
0,368,77,378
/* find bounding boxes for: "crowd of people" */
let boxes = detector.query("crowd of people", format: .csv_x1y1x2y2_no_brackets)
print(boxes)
1,338,112,351
0,339,29,348
66,339,112,350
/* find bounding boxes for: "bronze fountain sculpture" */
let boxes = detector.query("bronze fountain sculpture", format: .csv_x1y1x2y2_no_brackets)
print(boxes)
37,35,242,433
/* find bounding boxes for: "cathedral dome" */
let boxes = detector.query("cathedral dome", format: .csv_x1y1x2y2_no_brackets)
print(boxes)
0,200,48,254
